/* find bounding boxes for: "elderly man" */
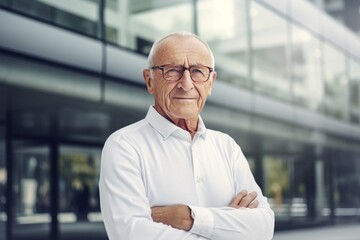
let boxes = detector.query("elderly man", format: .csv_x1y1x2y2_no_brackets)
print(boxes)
99,32,274,239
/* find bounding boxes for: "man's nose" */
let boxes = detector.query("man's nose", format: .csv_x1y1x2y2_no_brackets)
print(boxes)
178,70,194,91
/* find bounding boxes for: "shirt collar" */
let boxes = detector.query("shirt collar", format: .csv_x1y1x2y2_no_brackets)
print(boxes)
145,106,207,140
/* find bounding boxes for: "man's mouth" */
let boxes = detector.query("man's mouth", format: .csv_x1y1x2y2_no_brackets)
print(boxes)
174,97,196,99
173,97,197,101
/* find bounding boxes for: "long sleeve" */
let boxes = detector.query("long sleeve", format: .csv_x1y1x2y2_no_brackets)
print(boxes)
99,134,207,240
188,137,275,240
190,206,274,239
99,109,275,240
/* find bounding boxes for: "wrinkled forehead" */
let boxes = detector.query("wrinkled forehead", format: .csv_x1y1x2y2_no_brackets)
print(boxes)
152,36,212,65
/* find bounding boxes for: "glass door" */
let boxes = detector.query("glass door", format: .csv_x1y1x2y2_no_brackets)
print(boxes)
12,141,51,239
0,126,5,240
58,145,103,240
263,155,291,221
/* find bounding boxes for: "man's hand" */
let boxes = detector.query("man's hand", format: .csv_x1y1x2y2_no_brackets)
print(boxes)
151,204,193,231
229,190,259,209
151,190,258,230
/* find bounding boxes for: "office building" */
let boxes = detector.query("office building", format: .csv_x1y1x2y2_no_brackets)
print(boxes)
308,0,360,35
0,0,359,239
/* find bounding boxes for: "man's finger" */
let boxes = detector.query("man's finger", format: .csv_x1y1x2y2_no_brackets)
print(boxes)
238,191,258,208
229,190,248,208
248,199,259,209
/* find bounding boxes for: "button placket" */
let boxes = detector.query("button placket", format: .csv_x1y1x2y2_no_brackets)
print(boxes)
192,143,202,185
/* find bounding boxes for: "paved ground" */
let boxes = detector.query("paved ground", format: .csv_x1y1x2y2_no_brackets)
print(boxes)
273,223,360,240
7,221,360,240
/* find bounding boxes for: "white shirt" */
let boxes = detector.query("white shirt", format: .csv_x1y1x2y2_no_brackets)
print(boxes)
99,106,274,240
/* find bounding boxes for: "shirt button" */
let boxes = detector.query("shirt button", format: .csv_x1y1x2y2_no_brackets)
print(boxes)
196,176,202,183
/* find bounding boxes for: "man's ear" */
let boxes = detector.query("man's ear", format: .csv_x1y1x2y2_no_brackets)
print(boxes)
207,71,217,96
143,69,154,94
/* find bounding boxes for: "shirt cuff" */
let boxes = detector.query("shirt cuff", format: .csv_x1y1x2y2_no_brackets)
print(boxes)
188,206,214,238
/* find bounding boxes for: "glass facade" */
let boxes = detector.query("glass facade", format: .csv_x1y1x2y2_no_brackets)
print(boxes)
321,42,348,120
251,1,291,101
291,24,322,110
307,0,360,36
0,125,5,240
12,141,51,239
0,0,360,239
332,153,360,218
58,146,101,224
105,0,195,54
1,0,101,38
349,59,360,123
264,155,291,220
198,0,250,88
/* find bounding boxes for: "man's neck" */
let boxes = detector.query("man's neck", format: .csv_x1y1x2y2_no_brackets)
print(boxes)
154,106,198,139
172,118,198,139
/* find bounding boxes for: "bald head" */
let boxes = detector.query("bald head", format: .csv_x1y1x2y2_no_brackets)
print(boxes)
147,32,215,69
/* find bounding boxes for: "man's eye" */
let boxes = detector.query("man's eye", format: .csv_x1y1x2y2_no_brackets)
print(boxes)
191,68,204,75
166,67,182,73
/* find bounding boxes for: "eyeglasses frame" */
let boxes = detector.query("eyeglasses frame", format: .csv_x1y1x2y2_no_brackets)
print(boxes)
150,64,214,82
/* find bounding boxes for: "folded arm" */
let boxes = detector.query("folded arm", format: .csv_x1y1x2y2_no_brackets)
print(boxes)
99,135,274,240
151,190,259,230
151,138,275,240
151,190,274,240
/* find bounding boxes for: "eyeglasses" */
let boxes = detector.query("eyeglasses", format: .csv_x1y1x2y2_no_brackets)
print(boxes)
150,64,213,82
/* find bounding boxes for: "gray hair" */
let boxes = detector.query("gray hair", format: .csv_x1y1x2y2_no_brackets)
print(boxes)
147,31,215,69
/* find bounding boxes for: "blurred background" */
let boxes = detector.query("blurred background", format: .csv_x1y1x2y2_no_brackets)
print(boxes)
0,0,359,239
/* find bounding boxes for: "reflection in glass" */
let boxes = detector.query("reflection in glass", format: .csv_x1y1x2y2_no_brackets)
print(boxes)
7,0,100,37
12,109,50,138
58,108,110,143
333,156,360,218
291,24,323,111
349,59,360,123
251,1,290,101
0,126,5,240
315,157,330,219
291,158,310,220
198,0,250,88
321,42,348,120
0,0,9,7
264,156,290,220
59,146,101,223
263,155,323,221
105,0,194,55
12,142,51,238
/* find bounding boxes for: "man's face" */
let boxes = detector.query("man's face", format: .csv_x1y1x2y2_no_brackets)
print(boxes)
143,36,216,122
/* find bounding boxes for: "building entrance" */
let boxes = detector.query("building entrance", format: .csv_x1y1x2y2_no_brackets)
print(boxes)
3,86,123,240
9,140,107,240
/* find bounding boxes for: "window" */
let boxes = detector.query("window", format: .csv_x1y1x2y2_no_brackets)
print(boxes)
197,0,250,88
333,154,360,219
264,155,291,221
320,42,348,120
105,0,195,55
0,126,5,240
58,146,101,225
0,0,9,7
12,142,51,239
349,59,360,123
4,0,101,37
291,24,323,111
263,152,328,222
251,2,290,101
